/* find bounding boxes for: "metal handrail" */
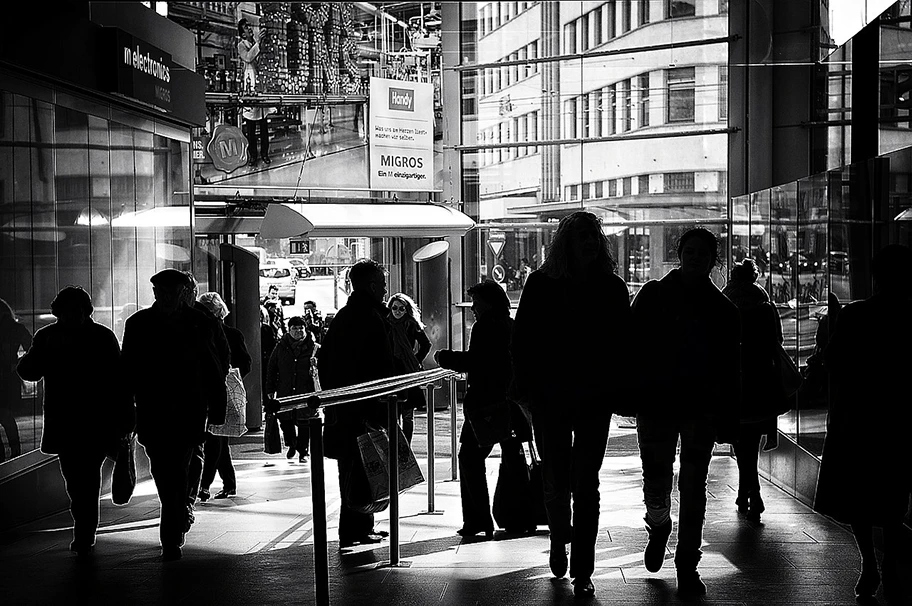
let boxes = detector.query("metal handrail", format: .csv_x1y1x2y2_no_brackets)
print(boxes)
274,368,459,606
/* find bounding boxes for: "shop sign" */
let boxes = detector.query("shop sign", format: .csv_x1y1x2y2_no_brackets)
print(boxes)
369,77,434,192
207,124,248,173
103,29,174,113
192,132,210,163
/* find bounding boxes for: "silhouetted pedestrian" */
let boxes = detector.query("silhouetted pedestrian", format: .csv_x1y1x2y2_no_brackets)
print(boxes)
318,259,396,548
263,285,285,339
436,280,514,540
815,244,912,601
630,227,740,598
303,300,325,344
197,292,251,501
512,211,631,598
260,304,279,411
387,292,431,443
0,298,30,461
121,269,229,561
723,259,784,522
16,286,132,555
267,315,318,462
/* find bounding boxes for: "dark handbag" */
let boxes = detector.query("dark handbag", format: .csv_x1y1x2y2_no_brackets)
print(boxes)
777,343,803,399
110,434,136,506
493,439,538,532
264,411,282,454
526,441,548,526
466,400,512,447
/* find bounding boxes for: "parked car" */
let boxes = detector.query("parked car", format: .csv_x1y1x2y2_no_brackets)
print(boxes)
259,259,297,304
287,257,312,279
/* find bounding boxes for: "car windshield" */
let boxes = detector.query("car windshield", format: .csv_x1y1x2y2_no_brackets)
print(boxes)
260,268,290,278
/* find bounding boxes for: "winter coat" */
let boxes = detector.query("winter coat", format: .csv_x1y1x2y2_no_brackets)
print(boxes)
388,315,431,374
630,268,741,441
437,313,514,443
224,324,252,378
317,290,396,458
266,332,317,420
814,294,912,525
121,302,229,447
17,318,131,454
512,269,631,411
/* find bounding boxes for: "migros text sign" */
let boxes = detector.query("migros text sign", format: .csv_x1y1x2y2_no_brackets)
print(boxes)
370,78,433,191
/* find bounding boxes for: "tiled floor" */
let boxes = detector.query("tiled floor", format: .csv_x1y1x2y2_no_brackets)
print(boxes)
1,419,909,605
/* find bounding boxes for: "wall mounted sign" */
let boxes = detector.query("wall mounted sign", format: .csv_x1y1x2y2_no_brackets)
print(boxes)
101,28,174,112
369,77,434,192
207,124,248,173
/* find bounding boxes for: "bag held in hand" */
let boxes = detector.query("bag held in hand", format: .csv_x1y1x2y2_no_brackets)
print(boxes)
350,426,425,514
263,410,282,454
466,400,512,447
209,367,247,437
108,434,137,506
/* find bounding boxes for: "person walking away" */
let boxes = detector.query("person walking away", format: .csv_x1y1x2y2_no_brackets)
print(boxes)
630,227,740,598
16,286,132,555
387,292,432,443
318,259,396,548
121,269,229,561
511,211,632,598
815,244,912,602
0,298,30,461
197,292,251,500
266,315,318,462
722,259,785,522
436,280,514,540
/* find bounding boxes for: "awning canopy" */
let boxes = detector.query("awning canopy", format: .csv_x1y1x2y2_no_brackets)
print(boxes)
201,203,476,239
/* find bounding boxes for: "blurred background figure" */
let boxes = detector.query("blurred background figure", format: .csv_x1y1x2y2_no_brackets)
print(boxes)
386,292,431,443
0,298,29,461
267,315,318,462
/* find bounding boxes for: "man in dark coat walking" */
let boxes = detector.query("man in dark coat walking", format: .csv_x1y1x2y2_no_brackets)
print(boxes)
318,259,396,547
121,269,228,561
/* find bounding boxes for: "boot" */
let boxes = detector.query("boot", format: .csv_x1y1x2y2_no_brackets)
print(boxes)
747,491,765,522
644,516,672,573
676,568,707,598
735,490,750,514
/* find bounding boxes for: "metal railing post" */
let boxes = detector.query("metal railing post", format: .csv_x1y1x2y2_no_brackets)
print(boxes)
449,376,458,481
308,406,329,606
386,394,401,567
422,382,443,514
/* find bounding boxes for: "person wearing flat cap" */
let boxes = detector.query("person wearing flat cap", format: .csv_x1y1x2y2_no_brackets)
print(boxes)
120,268,229,561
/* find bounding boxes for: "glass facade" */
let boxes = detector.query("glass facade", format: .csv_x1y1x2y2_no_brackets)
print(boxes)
0,74,192,462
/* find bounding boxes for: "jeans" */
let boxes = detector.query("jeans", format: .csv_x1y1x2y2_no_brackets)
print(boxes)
636,414,715,570
144,443,195,548
57,448,108,547
457,423,495,531
200,433,236,493
532,403,611,580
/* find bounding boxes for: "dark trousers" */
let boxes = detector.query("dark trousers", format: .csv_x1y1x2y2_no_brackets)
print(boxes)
398,404,414,445
457,424,495,531
636,414,715,571
337,451,375,541
245,117,269,160
532,404,611,580
57,448,108,547
733,425,764,494
280,419,310,455
0,404,20,461
200,433,236,492
187,440,205,502
144,443,195,548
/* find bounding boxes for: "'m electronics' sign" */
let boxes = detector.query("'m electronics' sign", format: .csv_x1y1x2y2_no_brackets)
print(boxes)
102,28,173,113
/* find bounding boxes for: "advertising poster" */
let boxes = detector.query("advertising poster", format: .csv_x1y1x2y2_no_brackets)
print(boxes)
369,77,434,191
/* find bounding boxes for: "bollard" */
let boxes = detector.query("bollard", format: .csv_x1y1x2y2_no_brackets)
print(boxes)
308,404,329,606
449,377,458,481
421,382,443,514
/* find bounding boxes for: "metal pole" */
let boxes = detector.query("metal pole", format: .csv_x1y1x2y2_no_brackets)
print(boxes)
425,383,437,512
386,394,400,566
449,377,458,481
308,410,329,606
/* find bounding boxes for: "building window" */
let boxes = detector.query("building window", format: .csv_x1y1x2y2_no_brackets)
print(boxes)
529,110,539,153
638,0,650,25
605,84,616,135
580,14,589,51
639,174,650,194
719,66,728,121
593,6,603,45
566,98,578,139
607,1,616,39
595,180,604,198
622,0,632,33
664,172,695,192
565,21,577,54
569,184,579,200
623,176,632,195
667,67,696,123
582,182,591,199
609,180,618,196
639,73,650,127
720,0,729,14
590,90,602,137
667,0,696,19
622,79,632,132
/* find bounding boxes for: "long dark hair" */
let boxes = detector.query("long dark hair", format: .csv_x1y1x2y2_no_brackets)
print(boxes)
540,211,617,279
467,280,511,317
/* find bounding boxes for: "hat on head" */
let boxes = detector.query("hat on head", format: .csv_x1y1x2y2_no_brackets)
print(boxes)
150,268,192,288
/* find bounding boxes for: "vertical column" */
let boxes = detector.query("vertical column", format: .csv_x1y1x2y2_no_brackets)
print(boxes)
308,409,329,606
541,0,561,203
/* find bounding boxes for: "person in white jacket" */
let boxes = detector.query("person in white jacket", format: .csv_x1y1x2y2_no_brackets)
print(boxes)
237,18,272,166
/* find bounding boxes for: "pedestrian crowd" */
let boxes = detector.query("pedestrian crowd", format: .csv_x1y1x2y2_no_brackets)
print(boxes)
13,216,912,602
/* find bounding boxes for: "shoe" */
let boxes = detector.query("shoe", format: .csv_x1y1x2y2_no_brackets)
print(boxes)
161,546,182,561
339,534,384,548
198,489,210,502
854,566,881,598
69,541,95,556
549,540,569,578
262,156,271,165
371,529,390,538
298,454,307,463
747,492,765,522
643,516,672,573
573,578,595,598
286,445,296,459
735,490,749,514
214,489,236,499
456,526,493,539
247,157,258,167
676,570,707,598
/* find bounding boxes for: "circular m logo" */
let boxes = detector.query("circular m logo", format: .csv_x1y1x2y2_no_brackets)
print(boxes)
207,124,248,173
